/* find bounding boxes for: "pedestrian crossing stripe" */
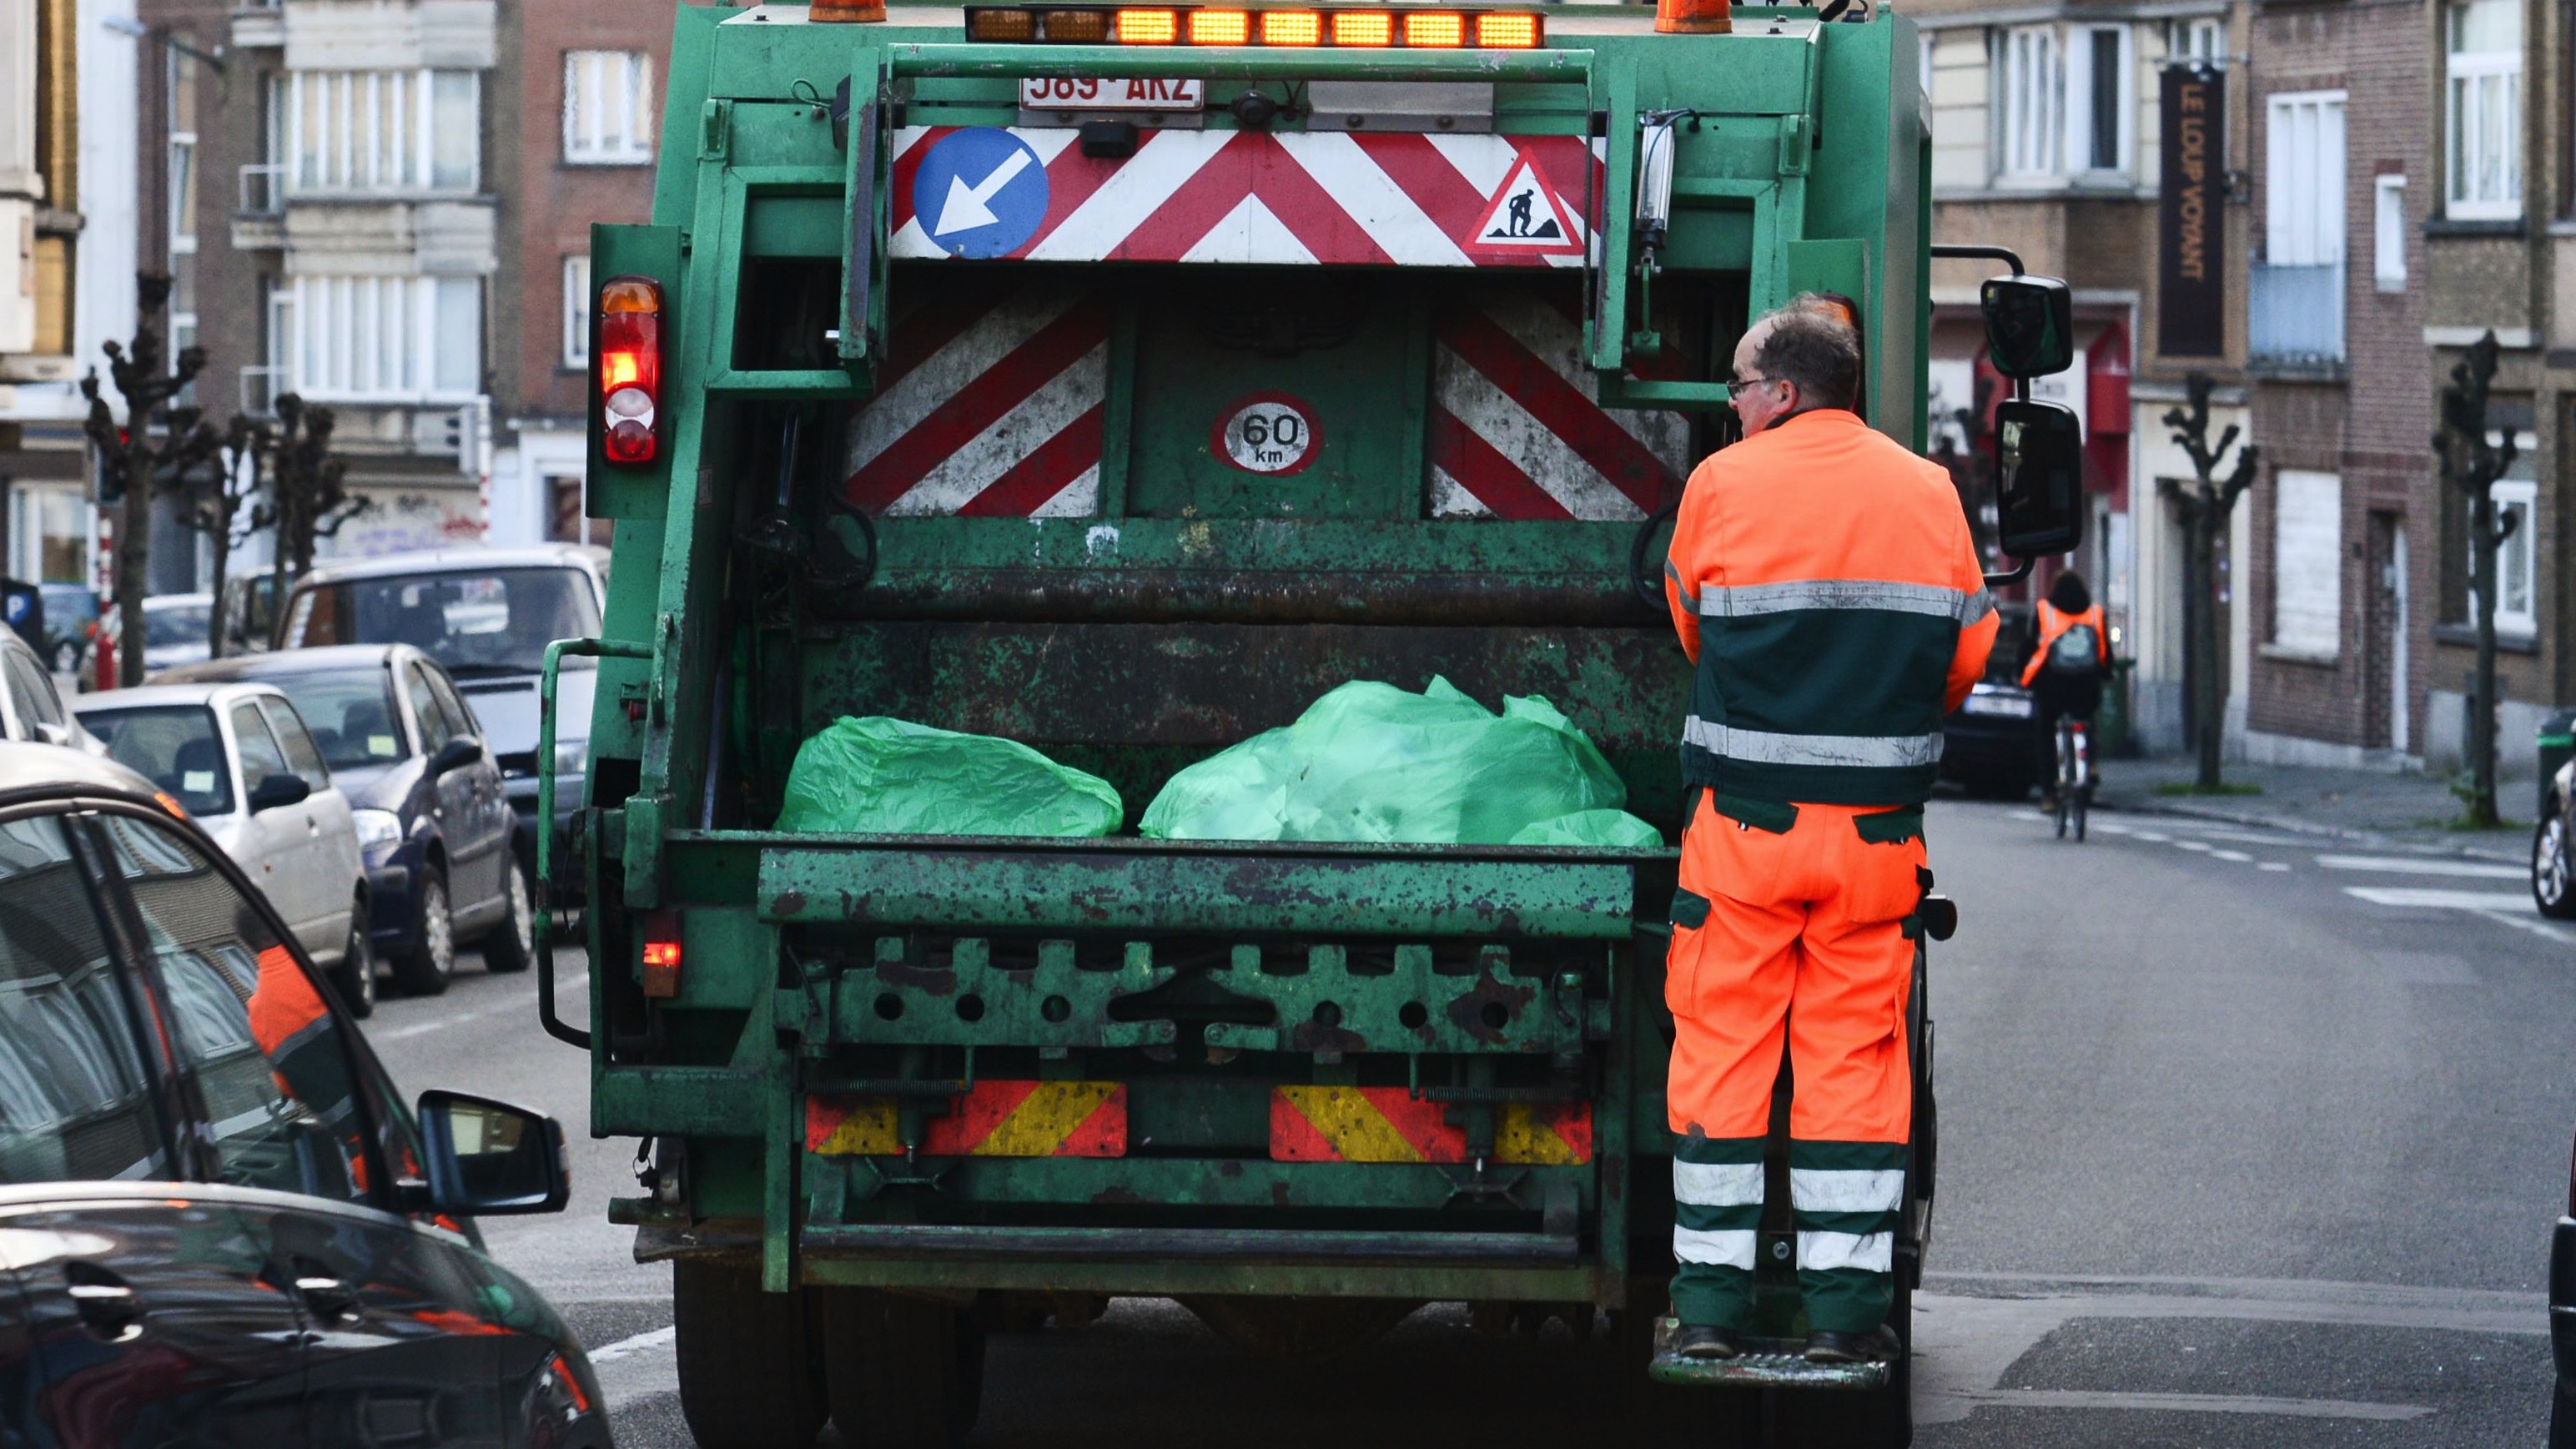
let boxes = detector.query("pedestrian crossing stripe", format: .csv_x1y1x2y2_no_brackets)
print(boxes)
1267,1085,1592,1164
805,1081,1128,1158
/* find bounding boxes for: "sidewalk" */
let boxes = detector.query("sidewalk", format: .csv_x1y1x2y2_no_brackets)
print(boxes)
2085,757,2535,863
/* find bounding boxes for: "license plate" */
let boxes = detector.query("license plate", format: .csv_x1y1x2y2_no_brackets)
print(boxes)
1960,692,2035,719
1019,77,1205,110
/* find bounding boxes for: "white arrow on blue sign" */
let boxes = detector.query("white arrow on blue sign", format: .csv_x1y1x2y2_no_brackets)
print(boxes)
912,128,1051,259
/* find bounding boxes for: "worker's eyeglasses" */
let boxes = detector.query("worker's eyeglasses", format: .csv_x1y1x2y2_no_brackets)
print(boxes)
1729,374,1783,392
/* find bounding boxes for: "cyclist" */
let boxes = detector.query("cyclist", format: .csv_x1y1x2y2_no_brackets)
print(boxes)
2021,570,2110,812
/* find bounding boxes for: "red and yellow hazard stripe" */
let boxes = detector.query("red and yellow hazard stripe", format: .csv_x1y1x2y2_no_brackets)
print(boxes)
806,1081,1127,1158
1268,1086,1592,1165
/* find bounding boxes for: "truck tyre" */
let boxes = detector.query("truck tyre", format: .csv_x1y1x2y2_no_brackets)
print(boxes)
821,1288,986,1449
673,1260,828,1449
389,866,455,996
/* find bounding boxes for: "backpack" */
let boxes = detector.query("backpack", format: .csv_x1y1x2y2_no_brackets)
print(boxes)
2047,622,2101,676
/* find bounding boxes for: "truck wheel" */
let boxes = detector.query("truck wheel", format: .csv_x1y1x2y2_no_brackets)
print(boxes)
673,1260,828,1449
821,1288,986,1449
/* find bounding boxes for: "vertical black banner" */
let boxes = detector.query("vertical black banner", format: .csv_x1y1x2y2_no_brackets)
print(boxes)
2158,64,2226,357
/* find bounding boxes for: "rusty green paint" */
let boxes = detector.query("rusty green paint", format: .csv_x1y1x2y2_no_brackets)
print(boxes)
757,846,1637,939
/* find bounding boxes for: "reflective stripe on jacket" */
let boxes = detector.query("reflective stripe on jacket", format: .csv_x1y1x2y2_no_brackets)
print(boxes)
1663,409,1998,807
2020,599,2111,686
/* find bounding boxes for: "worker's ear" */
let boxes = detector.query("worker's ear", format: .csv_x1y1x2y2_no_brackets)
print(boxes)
1993,400,2085,559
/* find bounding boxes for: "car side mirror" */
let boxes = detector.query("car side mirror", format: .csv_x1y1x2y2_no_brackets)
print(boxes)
1980,274,2075,379
249,773,311,812
1993,400,2085,559
418,1090,571,1216
431,737,484,775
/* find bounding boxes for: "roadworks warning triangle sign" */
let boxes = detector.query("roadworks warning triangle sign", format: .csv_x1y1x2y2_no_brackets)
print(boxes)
1467,157,1582,253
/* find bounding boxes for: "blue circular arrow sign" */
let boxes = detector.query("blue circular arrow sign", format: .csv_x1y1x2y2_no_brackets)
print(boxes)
913,128,1049,259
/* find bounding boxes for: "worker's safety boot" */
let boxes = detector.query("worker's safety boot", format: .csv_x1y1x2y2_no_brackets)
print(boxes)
1804,1324,1903,1365
1669,1324,1745,1361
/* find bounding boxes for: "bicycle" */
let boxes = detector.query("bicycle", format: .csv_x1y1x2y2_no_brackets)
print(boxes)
2053,716,2092,842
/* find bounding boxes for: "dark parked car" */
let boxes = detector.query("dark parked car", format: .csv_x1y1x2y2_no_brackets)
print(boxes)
0,742,606,1449
1940,601,2043,799
156,644,535,999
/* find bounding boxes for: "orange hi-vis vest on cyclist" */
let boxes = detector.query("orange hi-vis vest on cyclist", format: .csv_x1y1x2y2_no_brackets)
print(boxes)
1660,390,1995,1346
2021,598,2109,686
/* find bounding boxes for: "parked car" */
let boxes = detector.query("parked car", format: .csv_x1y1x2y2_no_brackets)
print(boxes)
0,627,98,754
96,591,219,677
279,546,606,885
35,582,98,675
72,681,373,1013
1940,601,2043,799
0,742,606,1449
2535,757,2576,918
158,644,534,997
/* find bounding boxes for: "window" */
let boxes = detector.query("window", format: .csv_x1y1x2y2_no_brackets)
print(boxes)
2070,26,2130,174
98,813,371,1202
283,69,481,194
289,274,481,402
2374,175,2408,291
2272,470,2342,657
2,650,61,739
288,569,602,676
562,254,591,369
258,698,330,791
2176,17,2226,62
425,668,479,742
2267,93,2347,268
0,815,169,1185
2447,0,2523,219
405,666,454,756
1919,34,1935,98
85,707,235,817
563,51,654,165
1997,26,2062,180
2493,474,2538,636
230,702,290,797
270,670,406,769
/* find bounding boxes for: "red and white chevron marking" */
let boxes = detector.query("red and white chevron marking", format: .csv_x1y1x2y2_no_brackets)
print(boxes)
1429,291,1690,521
842,284,1108,516
889,128,1600,268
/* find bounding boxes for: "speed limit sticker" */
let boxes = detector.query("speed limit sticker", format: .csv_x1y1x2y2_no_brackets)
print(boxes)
1212,393,1321,475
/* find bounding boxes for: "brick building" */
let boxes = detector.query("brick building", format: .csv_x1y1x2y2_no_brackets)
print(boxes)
486,1,668,548
2236,0,2433,765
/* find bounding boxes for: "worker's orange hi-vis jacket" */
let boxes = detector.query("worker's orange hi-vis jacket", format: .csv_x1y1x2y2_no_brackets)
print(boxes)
2020,600,2110,686
1662,409,1998,807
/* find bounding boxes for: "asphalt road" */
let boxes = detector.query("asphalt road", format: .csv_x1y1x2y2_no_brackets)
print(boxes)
369,797,2571,1446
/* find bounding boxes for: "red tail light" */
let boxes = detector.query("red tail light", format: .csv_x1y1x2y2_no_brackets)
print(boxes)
597,276,663,466
641,908,682,998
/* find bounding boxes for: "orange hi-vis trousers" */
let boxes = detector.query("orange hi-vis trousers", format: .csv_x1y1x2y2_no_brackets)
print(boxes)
1664,789,1921,1334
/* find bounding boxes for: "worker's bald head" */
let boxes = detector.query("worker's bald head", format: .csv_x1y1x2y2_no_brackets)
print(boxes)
1729,299,1862,435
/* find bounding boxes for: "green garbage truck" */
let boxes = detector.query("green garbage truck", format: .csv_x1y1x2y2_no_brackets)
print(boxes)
547,3,2081,1443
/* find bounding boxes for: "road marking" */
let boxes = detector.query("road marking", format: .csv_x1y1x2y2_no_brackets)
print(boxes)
2132,831,2171,842
2173,840,2211,852
2475,908,2576,944
2259,862,2292,872
588,1325,677,1362
2210,849,2251,862
2343,887,2534,910
1945,1389,2431,1421
374,979,586,1041
2317,853,2524,879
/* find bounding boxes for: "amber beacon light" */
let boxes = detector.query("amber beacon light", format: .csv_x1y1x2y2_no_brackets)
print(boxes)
596,276,663,467
965,4,1542,46
1653,0,1731,34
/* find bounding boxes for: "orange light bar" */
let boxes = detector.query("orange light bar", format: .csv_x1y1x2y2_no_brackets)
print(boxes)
1115,7,1178,41
1260,8,1323,43
1330,9,1392,44
965,6,1036,39
1401,10,1465,46
1188,8,1250,43
1473,12,1538,47
1043,8,1109,41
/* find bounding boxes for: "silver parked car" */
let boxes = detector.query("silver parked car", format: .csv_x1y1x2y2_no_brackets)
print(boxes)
0,629,95,753
71,682,374,1014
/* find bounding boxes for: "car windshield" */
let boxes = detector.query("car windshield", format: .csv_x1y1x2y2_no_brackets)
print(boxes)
83,706,234,816
286,567,598,677
145,604,211,649
271,668,407,770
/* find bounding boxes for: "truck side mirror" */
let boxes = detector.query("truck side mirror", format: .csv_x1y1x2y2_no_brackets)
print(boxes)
1980,275,2074,378
1994,400,2085,559
418,1089,571,1216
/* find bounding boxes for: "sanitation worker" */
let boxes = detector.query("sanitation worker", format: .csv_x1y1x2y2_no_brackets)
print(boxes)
2020,570,2110,812
1659,298,1995,1364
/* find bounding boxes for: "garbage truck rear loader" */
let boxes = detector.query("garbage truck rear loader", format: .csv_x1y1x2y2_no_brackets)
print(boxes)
547,3,2048,1444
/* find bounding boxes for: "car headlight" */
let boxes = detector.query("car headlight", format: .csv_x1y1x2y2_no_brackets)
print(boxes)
554,738,587,776
351,808,404,852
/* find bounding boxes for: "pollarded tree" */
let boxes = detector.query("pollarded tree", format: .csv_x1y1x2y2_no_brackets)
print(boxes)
2157,374,2260,790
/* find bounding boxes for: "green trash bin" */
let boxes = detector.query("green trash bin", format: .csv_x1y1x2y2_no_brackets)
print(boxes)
2538,710,2576,819
2096,658,2137,759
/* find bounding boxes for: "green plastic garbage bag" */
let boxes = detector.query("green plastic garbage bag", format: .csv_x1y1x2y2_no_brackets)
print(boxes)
1140,677,1662,846
777,716,1123,837
1509,809,1667,849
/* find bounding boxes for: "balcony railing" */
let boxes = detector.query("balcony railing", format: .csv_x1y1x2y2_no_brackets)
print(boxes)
239,164,286,216
2249,260,2347,367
